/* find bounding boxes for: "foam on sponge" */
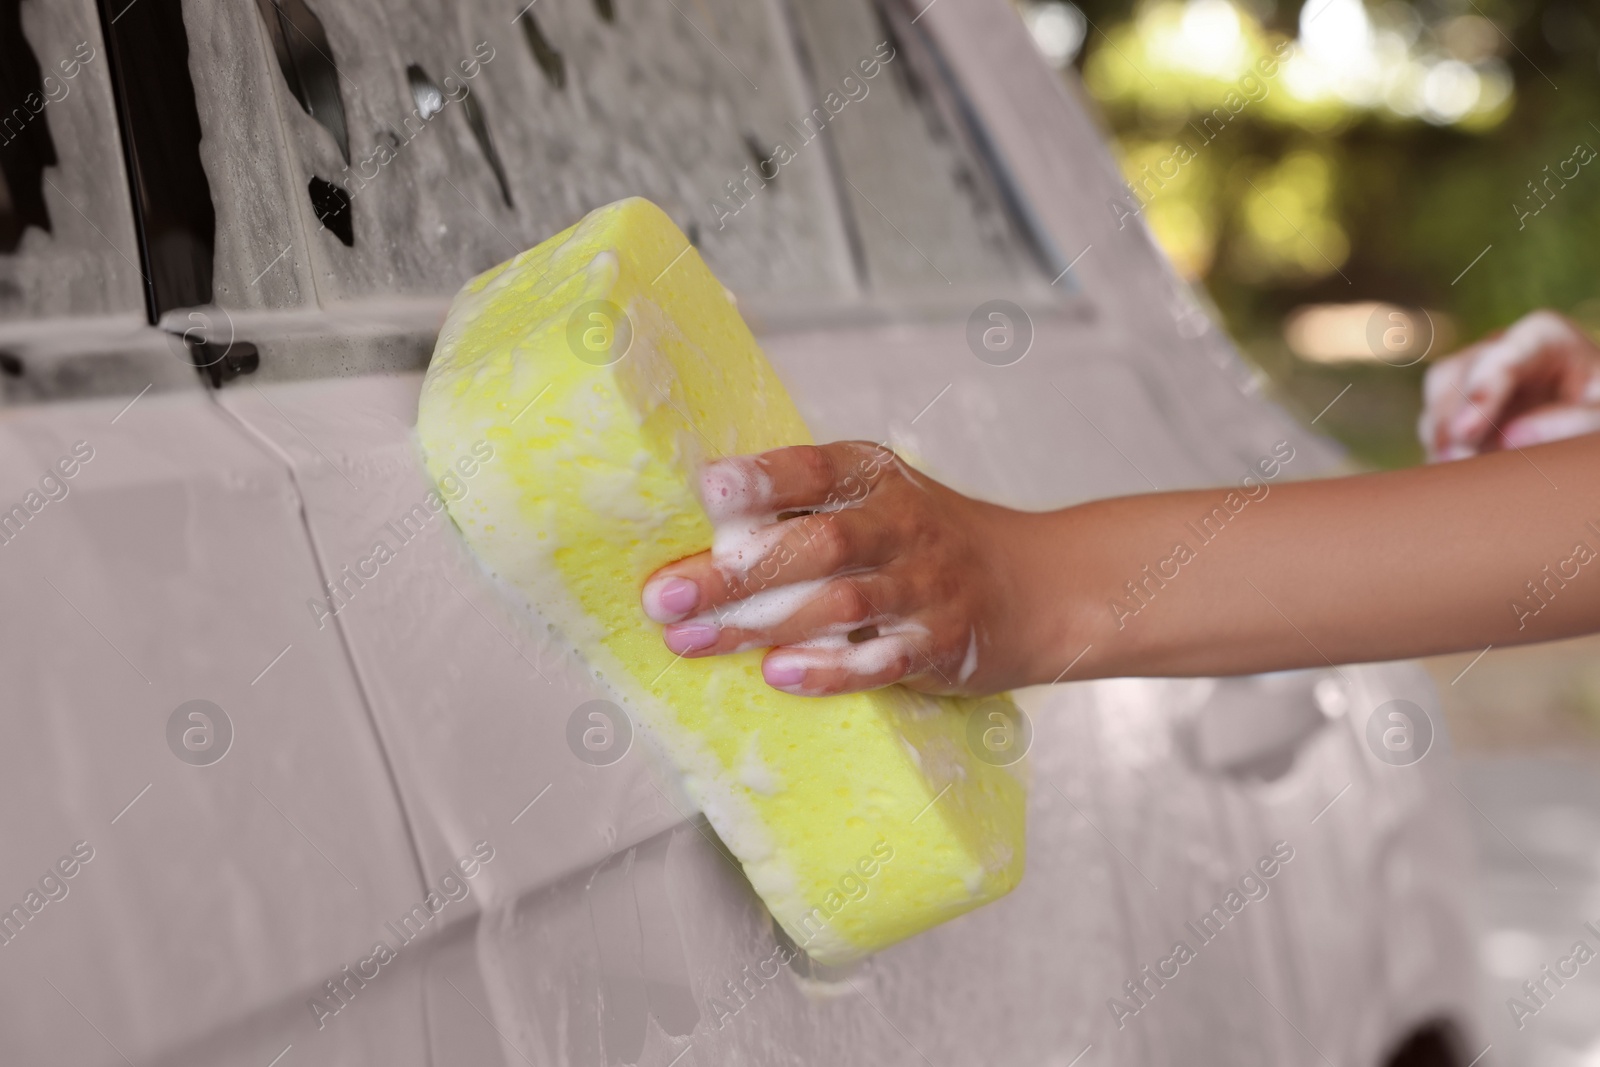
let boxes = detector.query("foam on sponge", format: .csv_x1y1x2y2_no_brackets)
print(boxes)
416,197,1025,964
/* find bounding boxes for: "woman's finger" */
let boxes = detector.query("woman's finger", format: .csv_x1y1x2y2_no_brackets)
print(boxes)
662,573,903,658
1419,350,1476,459
760,627,923,697
1498,404,1600,451
698,442,894,520
640,552,716,623
642,506,898,623
1450,312,1590,448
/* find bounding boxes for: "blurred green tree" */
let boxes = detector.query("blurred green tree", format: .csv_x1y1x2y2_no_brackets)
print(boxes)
1030,0,1600,467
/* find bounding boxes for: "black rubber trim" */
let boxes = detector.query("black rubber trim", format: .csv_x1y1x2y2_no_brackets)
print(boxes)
96,0,216,322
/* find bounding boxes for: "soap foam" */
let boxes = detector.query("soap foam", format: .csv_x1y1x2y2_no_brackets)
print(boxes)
700,457,772,520
702,456,871,600
737,732,782,796
702,458,793,581
710,576,831,636
710,517,790,578
766,621,932,693
957,628,979,685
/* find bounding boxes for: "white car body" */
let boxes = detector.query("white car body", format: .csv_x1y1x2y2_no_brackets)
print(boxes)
0,0,1477,1063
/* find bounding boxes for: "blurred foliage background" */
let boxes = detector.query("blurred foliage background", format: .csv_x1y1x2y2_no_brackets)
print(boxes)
1018,0,1600,469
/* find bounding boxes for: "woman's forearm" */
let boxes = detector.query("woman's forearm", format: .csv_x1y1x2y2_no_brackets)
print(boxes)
1023,432,1600,682
643,436,1600,697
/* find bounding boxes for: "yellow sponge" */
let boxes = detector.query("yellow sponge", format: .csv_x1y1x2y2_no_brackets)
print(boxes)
416,198,1025,964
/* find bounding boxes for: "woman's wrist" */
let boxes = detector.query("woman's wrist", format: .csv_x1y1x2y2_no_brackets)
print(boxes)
986,502,1103,689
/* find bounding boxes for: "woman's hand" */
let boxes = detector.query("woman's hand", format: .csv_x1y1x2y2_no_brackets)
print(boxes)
1419,310,1600,460
640,442,1047,697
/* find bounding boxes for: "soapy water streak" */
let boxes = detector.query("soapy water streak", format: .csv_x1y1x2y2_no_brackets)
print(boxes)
0,40,97,149
706,41,898,233
308,439,495,630
306,842,497,1031
1106,841,1296,1032
706,838,895,1030
320,44,497,223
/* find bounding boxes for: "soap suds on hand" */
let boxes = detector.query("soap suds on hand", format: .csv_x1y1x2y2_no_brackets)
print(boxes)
957,627,979,686
710,576,832,636
766,621,931,695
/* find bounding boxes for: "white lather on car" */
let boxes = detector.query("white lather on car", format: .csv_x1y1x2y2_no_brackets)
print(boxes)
0,0,1477,1063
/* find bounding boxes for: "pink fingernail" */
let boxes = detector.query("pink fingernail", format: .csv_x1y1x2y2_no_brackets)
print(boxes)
664,623,718,655
1501,425,1544,450
643,577,699,622
1449,406,1482,439
763,656,807,689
